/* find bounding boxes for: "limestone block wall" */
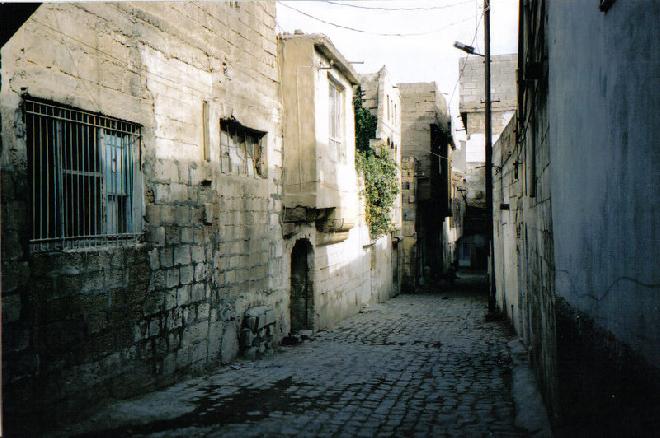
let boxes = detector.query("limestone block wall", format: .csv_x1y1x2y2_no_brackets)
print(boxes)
311,48,358,220
278,33,398,332
1,2,283,430
279,33,358,219
458,54,517,115
399,82,447,202
492,115,522,334
465,162,486,209
282,196,398,333
400,157,417,292
516,87,557,420
443,171,466,272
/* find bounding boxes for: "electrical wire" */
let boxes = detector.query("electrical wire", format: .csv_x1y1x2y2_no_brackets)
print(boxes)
278,1,478,37
448,11,484,108
324,0,474,12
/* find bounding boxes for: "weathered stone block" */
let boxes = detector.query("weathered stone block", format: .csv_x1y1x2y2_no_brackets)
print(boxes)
191,245,205,263
180,227,194,244
166,269,180,289
147,226,166,246
194,263,207,282
148,249,160,270
179,265,194,285
160,206,175,225
174,246,191,266
197,303,211,321
191,283,206,302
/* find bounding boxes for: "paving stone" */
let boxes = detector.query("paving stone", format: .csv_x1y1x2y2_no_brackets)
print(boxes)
60,277,528,437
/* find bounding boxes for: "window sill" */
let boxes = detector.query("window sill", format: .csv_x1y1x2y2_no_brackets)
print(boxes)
29,233,144,254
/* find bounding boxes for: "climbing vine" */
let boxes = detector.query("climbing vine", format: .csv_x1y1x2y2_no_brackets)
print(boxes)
353,86,377,153
353,86,400,239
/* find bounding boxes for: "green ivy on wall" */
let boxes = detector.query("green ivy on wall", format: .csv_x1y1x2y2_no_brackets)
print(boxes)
353,86,400,239
353,86,377,153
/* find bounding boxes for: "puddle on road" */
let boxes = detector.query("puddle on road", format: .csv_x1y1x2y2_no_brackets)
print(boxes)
76,377,340,437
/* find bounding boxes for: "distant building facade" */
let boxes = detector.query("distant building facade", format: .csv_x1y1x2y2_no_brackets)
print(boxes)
457,54,517,269
398,82,456,290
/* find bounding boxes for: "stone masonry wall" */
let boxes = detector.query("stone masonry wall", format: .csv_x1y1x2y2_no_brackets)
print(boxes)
504,60,558,422
282,195,398,333
459,54,517,115
399,82,447,203
1,2,284,432
492,115,522,334
400,157,417,292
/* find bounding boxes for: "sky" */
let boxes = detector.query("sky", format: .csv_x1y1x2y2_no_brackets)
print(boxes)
276,0,519,134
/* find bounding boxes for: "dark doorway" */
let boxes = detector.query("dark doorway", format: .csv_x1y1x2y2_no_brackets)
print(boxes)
290,239,314,333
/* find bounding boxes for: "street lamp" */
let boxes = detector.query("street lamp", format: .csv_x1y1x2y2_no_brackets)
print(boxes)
454,0,496,314
453,41,484,57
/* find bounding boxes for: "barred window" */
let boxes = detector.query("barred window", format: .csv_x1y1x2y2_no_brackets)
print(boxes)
25,98,142,252
219,119,265,177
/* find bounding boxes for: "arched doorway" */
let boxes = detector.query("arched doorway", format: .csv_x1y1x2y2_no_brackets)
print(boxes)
290,239,314,333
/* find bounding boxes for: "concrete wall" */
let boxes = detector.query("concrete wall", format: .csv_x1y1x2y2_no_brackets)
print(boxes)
548,0,660,375
546,1,660,432
493,1,660,433
1,2,284,430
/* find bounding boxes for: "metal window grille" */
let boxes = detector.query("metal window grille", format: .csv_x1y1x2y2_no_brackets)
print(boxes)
25,98,142,252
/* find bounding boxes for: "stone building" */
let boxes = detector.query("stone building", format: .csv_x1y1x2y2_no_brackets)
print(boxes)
0,5,398,433
278,32,400,332
359,65,403,293
398,82,454,289
493,1,660,435
457,54,516,269
359,65,402,152
400,157,417,291
1,3,285,430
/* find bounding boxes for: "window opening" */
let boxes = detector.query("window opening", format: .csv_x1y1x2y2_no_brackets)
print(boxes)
25,98,141,252
329,79,344,161
220,119,265,177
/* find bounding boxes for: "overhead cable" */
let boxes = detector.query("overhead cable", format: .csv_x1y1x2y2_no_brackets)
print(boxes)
324,0,474,12
448,12,484,108
278,1,477,37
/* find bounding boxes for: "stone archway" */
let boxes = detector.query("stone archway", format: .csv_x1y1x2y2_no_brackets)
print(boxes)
290,238,314,333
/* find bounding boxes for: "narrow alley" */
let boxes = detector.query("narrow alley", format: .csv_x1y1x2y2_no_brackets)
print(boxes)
2,1,659,436
58,275,542,437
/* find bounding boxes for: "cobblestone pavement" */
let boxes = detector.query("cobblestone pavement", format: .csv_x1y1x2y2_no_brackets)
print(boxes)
64,275,527,437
